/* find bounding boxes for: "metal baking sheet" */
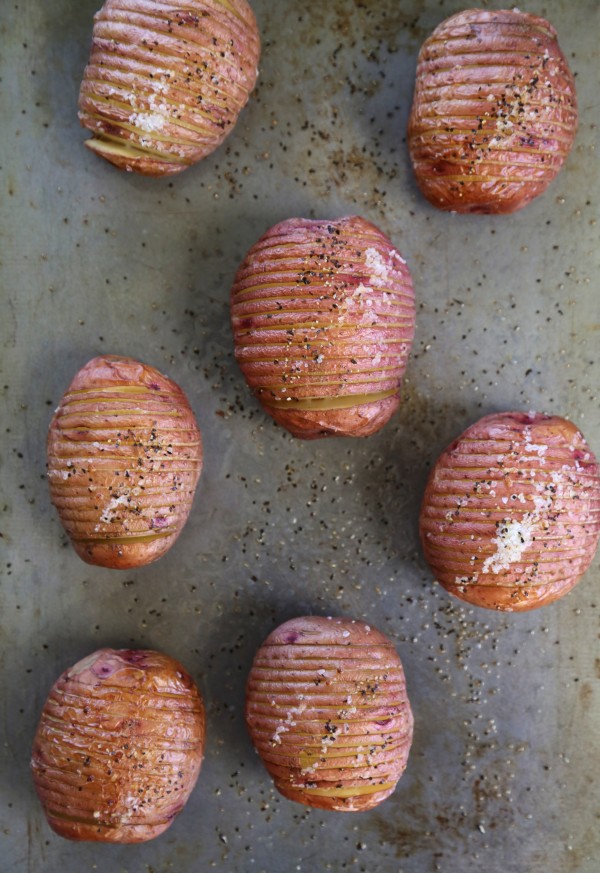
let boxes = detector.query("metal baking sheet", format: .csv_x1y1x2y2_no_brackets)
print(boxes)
1,0,599,870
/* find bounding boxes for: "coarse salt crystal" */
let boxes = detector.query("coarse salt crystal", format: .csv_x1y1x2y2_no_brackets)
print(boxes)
129,111,165,133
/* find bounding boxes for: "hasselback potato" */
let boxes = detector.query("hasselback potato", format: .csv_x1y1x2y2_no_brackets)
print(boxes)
231,216,415,439
47,355,202,569
31,648,205,843
245,616,414,811
420,412,600,611
78,0,260,176
408,9,577,213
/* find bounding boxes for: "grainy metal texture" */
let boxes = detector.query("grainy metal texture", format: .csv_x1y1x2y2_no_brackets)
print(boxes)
0,1,598,871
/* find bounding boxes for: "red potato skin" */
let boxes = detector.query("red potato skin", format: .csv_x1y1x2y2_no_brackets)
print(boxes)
78,0,260,176
47,355,202,569
230,216,416,439
420,412,600,611
245,616,414,812
31,649,205,843
408,9,577,214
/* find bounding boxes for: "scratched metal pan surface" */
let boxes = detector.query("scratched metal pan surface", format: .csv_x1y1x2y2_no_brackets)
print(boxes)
1,0,598,871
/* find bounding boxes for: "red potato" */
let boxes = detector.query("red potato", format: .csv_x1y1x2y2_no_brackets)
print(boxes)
78,0,260,176
230,216,415,439
47,355,202,569
420,412,600,611
245,616,414,812
408,9,577,213
31,648,205,843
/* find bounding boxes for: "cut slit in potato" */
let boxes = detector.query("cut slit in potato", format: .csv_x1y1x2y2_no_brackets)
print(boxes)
84,134,186,164
262,389,399,411
301,782,396,798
